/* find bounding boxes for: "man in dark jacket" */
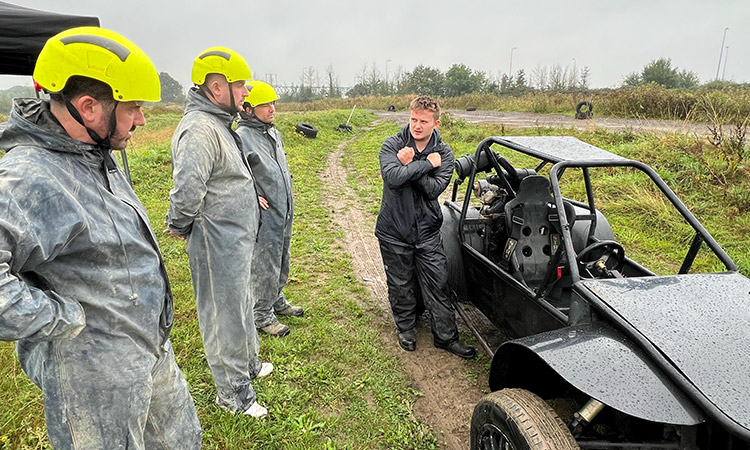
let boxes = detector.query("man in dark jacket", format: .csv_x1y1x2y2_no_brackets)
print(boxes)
375,97,476,359
0,27,201,448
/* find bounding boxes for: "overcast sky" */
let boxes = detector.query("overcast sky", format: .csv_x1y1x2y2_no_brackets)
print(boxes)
1,0,747,92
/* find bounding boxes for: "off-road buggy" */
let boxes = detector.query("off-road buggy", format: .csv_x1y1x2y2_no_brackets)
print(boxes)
440,136,750,449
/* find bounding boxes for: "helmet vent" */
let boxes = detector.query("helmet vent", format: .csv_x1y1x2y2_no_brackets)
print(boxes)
61,35,131,62
199,50,231,61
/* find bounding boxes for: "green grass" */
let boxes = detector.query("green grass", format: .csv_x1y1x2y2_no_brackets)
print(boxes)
2,107,749,449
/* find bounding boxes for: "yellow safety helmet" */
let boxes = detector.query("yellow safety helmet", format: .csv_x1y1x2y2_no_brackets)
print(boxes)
244,80,279,107
191,46,251,85
33,26,161,102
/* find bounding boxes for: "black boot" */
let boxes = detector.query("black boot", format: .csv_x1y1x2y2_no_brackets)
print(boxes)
397,329,416,351
435,340,476,359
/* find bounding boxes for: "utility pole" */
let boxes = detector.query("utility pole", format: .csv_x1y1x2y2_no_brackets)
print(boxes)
715,27,728,80
385,59,391,93
509,47,517,77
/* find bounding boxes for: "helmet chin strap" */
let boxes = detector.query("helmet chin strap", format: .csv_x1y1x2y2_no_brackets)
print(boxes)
62,93,119,172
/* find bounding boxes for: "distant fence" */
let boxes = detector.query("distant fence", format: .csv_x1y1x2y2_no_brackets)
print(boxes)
274,85,352,96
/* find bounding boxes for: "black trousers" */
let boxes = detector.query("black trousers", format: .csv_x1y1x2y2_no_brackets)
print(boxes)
378,234,459,345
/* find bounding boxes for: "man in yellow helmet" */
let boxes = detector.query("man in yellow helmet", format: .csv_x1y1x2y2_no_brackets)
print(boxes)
237,81,304,338
165,47,272,418
0,27,201,448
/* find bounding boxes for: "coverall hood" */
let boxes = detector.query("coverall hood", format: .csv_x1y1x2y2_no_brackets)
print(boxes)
238,113,274,131
185,86,237,127
0,98,100,155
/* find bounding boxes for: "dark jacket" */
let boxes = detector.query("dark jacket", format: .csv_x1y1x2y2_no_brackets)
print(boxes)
375,125,454,246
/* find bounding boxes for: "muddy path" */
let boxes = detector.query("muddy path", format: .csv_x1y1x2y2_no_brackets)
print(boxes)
320,111,703,449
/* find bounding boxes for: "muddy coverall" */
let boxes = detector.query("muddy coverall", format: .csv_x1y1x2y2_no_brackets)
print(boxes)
236,116,294,328
166,88,263,413
375,125,460,345
0,98,201,449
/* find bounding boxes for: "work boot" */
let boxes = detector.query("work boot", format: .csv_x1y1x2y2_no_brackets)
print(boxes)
243,402,268,418
397,329,416,351
260,320,290,337
435,340,476,359
277,305,304,317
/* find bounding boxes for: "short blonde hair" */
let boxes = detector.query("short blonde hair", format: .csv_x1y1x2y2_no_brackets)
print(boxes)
410,96,440,121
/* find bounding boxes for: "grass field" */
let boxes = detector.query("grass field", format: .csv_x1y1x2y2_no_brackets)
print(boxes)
1,106,749,449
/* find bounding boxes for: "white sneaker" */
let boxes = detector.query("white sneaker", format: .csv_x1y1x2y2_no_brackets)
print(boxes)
243,401,268,418
258,362,274,378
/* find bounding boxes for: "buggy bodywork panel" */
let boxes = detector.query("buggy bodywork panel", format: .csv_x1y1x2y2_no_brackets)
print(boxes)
490,323,704,426
582,272,750,436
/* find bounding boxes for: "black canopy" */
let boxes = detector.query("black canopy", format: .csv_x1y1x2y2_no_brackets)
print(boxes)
0,2,99,76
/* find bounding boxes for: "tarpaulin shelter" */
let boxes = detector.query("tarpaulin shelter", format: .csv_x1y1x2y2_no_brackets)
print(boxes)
0,2,99,76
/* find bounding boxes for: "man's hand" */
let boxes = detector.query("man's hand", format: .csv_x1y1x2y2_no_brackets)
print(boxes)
427,152,442,168
258,196,269,210
397,146,415,165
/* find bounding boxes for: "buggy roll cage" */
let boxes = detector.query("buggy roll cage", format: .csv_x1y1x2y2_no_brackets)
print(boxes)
452,136,736,307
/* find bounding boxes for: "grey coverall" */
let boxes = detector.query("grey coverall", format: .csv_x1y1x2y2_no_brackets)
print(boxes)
236,116,293,328
166,88,263,413
0,98,201,449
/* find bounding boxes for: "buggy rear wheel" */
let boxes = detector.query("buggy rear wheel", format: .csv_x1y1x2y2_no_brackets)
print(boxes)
471,388,579,450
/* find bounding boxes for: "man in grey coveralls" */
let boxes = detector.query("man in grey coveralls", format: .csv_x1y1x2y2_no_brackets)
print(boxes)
0,27,201,448
165,47,272,418
237,80,304,338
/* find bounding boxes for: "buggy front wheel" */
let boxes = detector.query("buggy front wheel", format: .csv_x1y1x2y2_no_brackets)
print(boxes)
470,388,579,450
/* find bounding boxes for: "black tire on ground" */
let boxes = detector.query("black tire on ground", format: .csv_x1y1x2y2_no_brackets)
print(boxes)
387,105,396,112
296,122,318,138
471,389,579,450
466,106,477,111
575,101,593,119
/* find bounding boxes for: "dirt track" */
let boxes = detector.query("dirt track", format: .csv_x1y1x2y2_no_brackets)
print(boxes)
321,111,706,450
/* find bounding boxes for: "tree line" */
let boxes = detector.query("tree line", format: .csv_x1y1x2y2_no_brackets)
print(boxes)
278,62,592,101
278,58,744,102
